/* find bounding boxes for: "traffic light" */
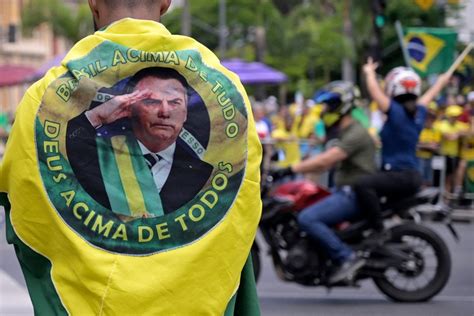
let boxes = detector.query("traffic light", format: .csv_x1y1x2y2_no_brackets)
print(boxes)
372,0,386,29
370,0,386,62
375,14,386,28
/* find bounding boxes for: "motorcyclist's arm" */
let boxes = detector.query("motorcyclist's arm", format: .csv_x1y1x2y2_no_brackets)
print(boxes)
292,146,347,174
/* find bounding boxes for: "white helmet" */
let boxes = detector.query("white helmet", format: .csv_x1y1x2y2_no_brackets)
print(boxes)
384,67,421,98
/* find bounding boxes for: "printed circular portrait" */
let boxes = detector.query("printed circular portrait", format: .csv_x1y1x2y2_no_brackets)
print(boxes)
35,45,248,254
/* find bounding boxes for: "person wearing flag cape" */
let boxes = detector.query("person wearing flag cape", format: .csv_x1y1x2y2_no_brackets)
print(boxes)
0,0,262,315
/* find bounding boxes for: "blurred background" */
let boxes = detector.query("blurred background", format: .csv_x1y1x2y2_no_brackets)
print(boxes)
0,1,473,315
2,0,472,206
0,0,472,107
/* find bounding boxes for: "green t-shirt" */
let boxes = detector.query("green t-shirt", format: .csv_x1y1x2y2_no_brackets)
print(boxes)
0,113,10,133
334,121,376,186
351,107,370,128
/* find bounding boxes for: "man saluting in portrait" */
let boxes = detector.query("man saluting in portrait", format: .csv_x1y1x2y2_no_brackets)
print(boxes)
66,67,213,219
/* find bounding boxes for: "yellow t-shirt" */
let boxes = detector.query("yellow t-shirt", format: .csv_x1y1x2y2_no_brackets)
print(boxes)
272,128,301,168
416,127,441,159
435,120,469,157
293,113,318,139
288,104,323,139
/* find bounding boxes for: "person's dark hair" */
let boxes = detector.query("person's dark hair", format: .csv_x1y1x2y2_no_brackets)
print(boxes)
393,93,417,104
394,94,418,117
103,0,160,8
127,67,189,95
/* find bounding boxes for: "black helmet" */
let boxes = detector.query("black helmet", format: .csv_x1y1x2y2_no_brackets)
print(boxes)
314,81,359,128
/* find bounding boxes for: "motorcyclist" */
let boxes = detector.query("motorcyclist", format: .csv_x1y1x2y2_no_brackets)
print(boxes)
274,81,377,284
355,58,452,232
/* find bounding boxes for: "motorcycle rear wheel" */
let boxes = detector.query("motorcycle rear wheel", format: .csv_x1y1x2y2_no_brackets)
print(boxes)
373,223,451,302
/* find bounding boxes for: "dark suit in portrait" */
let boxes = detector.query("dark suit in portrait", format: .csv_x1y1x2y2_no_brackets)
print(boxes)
66,112,213,216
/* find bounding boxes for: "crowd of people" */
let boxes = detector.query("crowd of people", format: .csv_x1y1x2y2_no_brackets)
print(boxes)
253,75,474,203
1,71,473,202
252,61,473,283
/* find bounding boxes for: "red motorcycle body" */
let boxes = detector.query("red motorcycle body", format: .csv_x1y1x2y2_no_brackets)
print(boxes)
271,179,331,212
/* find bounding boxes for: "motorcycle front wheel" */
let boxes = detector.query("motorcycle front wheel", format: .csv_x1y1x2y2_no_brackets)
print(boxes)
373,223,451,302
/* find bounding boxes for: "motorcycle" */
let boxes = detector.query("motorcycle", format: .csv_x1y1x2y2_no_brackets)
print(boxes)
251,172,458,302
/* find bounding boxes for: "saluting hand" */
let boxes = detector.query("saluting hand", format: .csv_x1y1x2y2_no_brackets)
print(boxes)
86,89,153,128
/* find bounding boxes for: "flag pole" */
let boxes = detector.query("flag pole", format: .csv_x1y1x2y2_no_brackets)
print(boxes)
445,42,474,76
395,20,411,67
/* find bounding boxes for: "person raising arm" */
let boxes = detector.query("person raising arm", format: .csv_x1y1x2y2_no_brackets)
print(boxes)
353,58,452,233
363,57,451,112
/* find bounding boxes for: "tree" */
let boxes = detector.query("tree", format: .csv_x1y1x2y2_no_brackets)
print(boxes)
139,1,461,98
162,0,276,58
22,0,93,45
163,0,350,96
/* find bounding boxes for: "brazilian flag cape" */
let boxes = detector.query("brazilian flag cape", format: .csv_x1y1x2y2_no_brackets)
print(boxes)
0,18,261,315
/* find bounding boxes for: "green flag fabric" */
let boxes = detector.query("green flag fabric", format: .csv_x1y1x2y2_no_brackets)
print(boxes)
404,27,457,77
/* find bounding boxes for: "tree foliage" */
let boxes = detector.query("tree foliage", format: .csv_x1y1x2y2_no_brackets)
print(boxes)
22,0,458,98
22,0,93,44
163,0,352,95
381,0,447,73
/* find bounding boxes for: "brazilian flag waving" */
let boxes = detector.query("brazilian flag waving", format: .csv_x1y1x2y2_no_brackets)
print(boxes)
404,27,457,77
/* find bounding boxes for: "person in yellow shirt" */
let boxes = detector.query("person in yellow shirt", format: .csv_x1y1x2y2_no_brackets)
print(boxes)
435,105,469,193
271,108,301,168
417,111,441,186
457,113,474,195
294,102,321,159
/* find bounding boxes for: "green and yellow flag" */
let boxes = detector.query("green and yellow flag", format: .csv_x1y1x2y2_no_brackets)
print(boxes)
0,18,261,315
404,27,457,77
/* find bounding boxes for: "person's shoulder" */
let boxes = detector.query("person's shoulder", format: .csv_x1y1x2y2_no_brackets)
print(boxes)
386,99,403,116
23,80,45,102
416,104,427,113
356,122,375,146
426,126,440,134
457,121,470,131
350,120,367,133
271,128,287,138
439,120,463,133
433,120,443,129
16,77,51,110
341,121,367,141
390,99,414,111
335,121,372,154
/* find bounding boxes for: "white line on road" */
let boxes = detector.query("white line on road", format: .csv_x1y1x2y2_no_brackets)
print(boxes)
258,291,474,302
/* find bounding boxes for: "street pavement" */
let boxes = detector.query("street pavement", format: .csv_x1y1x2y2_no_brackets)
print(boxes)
257,222,474,316
0,211,473,315
0,205,33,315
